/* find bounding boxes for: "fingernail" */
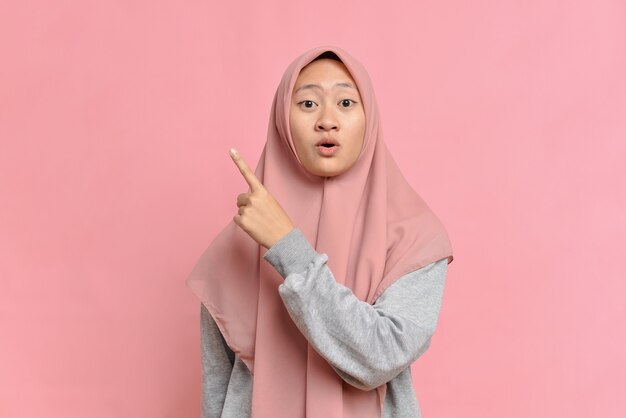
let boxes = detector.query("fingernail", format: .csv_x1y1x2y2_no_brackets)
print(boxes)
229,148,237,157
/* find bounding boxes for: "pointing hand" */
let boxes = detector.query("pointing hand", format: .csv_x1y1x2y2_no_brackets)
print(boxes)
229,148,295,249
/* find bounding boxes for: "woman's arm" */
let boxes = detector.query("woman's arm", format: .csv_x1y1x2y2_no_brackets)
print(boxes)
200,303,235,417
263,228,448,391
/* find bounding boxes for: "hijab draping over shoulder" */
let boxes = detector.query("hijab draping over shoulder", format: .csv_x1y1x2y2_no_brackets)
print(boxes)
186,45,453,417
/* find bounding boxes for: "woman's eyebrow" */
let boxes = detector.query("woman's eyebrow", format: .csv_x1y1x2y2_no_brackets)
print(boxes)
295,82,355,93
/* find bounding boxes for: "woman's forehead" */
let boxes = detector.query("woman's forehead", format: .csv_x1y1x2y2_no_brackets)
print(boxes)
294,58,359,92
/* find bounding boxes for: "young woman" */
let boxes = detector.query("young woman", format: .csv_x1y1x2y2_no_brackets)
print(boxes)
186,46,454,418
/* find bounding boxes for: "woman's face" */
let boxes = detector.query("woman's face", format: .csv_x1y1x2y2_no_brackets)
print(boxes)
289,58,366,178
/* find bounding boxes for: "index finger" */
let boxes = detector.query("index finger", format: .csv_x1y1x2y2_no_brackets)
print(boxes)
229,148,263,192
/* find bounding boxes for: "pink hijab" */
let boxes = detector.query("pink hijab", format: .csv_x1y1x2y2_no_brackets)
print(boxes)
186,45,453,417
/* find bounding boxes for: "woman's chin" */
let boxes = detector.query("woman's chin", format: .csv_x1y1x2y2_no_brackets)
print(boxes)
301,155,357,178
301,160,334,177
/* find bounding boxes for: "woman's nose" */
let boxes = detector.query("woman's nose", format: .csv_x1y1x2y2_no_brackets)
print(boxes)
316,106,339,131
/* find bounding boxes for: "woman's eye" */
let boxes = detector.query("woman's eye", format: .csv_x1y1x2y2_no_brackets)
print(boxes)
300,100,316,109
340,99,355,107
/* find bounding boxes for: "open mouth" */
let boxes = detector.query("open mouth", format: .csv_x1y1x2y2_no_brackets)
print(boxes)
317,144,339,156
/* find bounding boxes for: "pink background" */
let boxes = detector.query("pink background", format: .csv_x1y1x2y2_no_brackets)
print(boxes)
1,1,625,417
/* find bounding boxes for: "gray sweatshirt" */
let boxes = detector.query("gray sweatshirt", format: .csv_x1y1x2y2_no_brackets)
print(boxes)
200,227,448,418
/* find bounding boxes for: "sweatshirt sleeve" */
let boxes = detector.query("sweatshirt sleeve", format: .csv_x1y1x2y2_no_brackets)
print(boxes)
263,227,449,391
200,303,235,418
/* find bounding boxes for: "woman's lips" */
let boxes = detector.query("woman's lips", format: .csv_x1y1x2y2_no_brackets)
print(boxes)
316,145,339,156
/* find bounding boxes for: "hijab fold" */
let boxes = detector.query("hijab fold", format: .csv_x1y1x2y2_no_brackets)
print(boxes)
186,45,454,417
